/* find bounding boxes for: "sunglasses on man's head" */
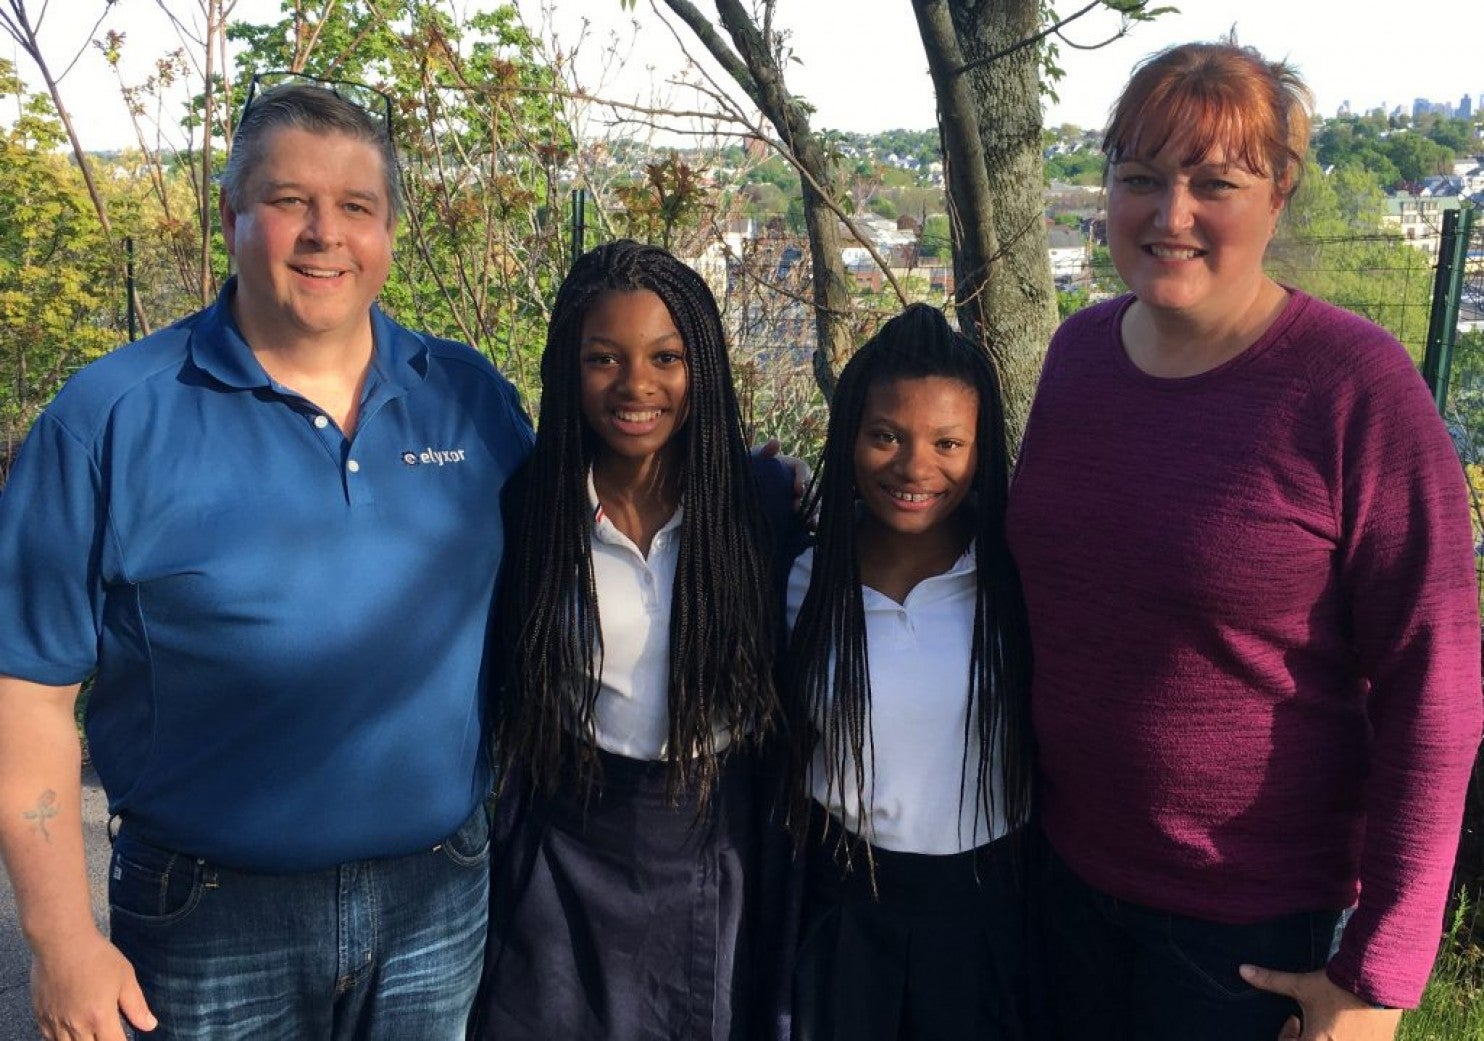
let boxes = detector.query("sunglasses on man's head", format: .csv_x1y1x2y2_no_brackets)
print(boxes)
241,70,395,134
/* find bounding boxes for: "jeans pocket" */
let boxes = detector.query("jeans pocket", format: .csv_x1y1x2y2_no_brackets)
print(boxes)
1161,914,1265,1002
108,838,205,926
438,803,492,868
1161,909,1333,1004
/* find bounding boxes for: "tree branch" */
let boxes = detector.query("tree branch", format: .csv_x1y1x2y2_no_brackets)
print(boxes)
650,0,760,106
56,0,115,81
955,0,1107,75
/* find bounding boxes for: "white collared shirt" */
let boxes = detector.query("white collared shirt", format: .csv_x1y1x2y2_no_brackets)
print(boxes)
585,474,730,760
786,545,1008,854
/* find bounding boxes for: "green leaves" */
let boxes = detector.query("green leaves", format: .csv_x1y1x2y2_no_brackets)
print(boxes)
0,60,116,446
1269,162,1436,361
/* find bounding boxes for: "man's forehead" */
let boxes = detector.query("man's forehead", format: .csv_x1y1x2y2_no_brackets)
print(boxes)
257,125,383,156
247,128,388,184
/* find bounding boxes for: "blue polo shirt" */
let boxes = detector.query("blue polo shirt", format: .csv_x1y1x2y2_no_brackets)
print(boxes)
0,281,533,871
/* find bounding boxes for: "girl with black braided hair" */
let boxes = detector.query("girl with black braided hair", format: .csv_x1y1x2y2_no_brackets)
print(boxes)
784,304,1037,1040
470,240,798,1041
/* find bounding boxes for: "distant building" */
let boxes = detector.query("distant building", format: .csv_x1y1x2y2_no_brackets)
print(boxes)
1381,195,1463,258
1047,224,1088,285
680,240,730,305
718,218,758,259
847,213,918,260
1045,181,1104,210
1418,175,1463,197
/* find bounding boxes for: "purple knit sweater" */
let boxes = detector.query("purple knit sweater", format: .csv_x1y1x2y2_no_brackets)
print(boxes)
1007,290,1482,1007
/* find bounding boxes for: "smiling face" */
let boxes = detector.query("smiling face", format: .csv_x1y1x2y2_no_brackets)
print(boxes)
853,375,979,541
221,126,394,352
578,289,690,472
1106,138,1285,323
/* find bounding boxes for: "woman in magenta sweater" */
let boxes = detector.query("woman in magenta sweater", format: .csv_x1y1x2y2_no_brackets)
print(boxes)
1006,41,1481,1041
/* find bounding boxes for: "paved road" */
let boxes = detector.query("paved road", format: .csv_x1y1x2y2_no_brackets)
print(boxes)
0,765,111,1040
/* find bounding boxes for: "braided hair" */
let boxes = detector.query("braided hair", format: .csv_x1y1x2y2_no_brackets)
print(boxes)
495,239,779,802
787,303,1033,864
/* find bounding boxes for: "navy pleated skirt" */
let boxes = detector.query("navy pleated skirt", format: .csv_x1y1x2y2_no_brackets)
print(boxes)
471,746,785,1041
791,811,1036,1041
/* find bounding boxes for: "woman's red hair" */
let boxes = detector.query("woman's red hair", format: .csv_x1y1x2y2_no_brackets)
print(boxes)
1103,41,1313,198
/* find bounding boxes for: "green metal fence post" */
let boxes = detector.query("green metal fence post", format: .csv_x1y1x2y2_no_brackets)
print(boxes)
1422,205,1476,412
570,188,588,271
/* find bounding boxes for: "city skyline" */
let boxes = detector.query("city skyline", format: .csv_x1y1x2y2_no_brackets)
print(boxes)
1337,92,1482,121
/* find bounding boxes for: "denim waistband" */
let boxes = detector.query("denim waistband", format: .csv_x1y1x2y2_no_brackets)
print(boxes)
112,799,488,875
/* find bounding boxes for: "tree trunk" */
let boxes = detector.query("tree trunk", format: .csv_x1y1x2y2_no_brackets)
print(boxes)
912,2,1004,374
927,0,1058,449
657,0,856,394
787,120,855,394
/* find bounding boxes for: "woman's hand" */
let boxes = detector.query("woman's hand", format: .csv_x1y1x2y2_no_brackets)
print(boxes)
752,437,812,511
1239,965,1402,1040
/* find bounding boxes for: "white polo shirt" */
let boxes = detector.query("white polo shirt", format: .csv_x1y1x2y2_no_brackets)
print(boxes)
786,544,1009,854
585,475,730,760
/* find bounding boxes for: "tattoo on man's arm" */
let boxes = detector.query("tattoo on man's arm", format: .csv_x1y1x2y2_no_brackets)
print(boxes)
21,789,58,842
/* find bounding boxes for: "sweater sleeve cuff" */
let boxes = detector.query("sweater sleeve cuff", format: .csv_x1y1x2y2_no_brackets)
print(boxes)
1325,953,1420,1011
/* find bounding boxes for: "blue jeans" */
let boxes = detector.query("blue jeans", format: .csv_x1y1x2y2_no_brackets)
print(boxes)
108,804,490,1040
1036,838,1344,1041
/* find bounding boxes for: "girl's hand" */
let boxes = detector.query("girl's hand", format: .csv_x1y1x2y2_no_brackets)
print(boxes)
1238,965,1401,1041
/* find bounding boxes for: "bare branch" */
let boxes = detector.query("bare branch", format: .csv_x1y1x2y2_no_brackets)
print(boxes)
55,0,115,81
956,0,1107,75
649,0,760,105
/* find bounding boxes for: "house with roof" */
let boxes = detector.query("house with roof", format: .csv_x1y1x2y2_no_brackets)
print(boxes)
1047,224,1089,285
1381,195,1464,258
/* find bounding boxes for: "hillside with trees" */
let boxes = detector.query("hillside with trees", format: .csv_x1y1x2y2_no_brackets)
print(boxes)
1317,113,1478,188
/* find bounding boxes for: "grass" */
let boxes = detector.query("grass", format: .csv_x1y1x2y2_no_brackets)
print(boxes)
1400,892,1484,1040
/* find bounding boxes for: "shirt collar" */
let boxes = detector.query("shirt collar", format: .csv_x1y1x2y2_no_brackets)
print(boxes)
185,277,428,394
793,540,978,586
587,468,684,547
941,542,978,578
859,540,978,610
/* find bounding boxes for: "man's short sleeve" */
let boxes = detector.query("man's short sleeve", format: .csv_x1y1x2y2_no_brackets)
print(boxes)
0,412,108,684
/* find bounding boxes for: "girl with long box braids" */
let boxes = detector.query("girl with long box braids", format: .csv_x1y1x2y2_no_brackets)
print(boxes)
784,304,1038,1040
470,240,798,1041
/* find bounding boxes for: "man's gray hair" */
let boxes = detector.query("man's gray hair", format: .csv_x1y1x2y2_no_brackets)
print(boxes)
220,83,402,223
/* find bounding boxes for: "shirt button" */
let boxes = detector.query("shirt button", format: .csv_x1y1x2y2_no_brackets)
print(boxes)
347,459,361,474
314,415,329,429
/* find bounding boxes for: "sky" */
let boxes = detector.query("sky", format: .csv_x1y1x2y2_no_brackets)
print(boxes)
7,0,1481,151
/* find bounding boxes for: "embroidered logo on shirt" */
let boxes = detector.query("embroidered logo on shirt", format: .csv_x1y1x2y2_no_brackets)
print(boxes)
402,447,467,466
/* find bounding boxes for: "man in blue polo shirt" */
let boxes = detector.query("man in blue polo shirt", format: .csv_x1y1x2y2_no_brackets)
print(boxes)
0,82,532,1039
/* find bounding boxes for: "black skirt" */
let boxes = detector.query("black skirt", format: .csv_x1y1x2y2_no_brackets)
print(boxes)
791,811,1035,1041
471,746,783,1041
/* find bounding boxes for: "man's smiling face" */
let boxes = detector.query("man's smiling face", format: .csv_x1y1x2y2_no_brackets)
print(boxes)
221,125,394,351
